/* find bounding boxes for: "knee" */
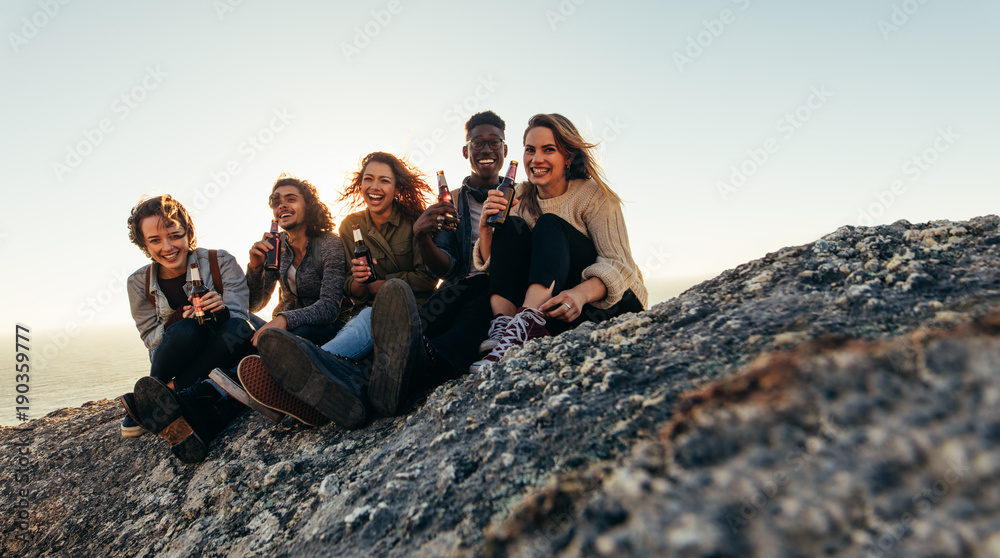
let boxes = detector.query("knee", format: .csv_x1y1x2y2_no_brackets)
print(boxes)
534,213,571,233
221,318,254,340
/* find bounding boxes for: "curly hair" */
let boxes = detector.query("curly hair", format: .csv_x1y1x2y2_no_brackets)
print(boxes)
270,175,336,237
518,113,621,220
127,194,197,258
339,152,431,224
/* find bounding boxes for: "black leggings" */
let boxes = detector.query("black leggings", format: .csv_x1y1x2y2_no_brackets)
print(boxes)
149,317,255,389
488,214,643,335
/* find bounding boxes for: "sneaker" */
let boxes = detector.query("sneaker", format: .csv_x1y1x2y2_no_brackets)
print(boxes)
133,376,208,463
117,392,147,438
478,314,513,355
255,330,368,429
370,278,423,416
237,355,330,427
208,367,284,423
472,307,549,372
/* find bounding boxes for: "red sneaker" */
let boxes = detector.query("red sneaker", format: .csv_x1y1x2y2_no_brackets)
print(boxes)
237,356,329,427
473,307,549,371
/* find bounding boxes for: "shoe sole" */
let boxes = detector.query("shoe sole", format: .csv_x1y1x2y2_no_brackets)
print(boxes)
237,355,331,427
370,279,420,416
256,331,367,429
209,366,285,423
133,377,207,463
478,339,499,354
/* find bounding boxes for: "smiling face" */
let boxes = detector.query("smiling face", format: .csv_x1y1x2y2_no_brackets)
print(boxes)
523,126,569,190
270,184,306,231
141,216,190,279
464,124,507,181
361,161,397,219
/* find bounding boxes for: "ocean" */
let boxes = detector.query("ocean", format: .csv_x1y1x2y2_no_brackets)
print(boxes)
0,275,709,427
1,324,149,426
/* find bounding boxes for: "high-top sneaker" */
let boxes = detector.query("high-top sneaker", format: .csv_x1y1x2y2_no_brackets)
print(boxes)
478,314,513,355
470,307,549,373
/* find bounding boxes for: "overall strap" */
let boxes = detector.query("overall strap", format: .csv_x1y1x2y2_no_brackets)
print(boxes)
209,249,224,296
145,267,155,305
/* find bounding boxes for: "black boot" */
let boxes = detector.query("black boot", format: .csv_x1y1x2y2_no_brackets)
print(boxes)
257,328,368,429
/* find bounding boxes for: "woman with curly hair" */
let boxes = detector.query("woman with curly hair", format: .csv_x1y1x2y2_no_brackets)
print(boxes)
239,152,436,429
119,194,254,461
470,113,648,370
245,174,347,346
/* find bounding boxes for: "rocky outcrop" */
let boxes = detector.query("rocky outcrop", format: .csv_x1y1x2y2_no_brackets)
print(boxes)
3,216,1000,557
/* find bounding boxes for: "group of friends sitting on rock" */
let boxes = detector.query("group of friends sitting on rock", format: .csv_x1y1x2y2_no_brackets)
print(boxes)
117,111,648,463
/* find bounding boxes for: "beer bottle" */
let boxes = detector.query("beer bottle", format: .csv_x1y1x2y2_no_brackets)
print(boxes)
437,170,453,204
487,160,519,227
189,263,215,326
264,219,280,271
353,224,378,284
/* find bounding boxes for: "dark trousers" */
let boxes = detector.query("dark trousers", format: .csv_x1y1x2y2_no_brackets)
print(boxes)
149,317,255,390
420,274,492,386
489,214,643,335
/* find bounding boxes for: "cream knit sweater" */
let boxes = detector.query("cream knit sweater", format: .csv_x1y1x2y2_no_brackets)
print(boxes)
473,178,647,310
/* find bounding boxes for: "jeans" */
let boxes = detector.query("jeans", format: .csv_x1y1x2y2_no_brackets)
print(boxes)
319,307,373,361
149,317,255,390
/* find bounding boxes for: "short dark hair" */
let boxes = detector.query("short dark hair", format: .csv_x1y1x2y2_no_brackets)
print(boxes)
465,111,506,139
127,195,197,257
269,174,336,237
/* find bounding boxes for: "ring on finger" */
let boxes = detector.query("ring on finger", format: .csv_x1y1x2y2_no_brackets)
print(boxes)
563,303,572,310
436,215,445,223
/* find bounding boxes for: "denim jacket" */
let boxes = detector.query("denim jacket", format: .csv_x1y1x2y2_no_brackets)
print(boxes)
127,247,250,360
429,176,489,288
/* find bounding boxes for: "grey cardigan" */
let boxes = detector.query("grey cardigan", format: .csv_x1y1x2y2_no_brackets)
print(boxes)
245,231,346,330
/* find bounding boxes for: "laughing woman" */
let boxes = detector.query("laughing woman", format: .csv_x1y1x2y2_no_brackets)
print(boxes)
119,195,254,462
472,113,647,369
241,152,437,429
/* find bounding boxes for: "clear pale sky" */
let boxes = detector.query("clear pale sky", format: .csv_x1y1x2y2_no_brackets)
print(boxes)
2,0,998,334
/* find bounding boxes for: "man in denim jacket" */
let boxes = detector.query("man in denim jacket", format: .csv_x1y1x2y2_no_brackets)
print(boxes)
408,110,509,385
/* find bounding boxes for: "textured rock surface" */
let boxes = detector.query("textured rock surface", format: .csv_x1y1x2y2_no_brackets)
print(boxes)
3,216,1000,557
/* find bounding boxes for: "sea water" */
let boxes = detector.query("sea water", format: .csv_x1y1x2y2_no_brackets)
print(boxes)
1,324,149,426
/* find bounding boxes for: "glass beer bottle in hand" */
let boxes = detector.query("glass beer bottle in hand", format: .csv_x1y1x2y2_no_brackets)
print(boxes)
264,219,280,271
487,160,518,227
353,224,378,284
189,263,215,326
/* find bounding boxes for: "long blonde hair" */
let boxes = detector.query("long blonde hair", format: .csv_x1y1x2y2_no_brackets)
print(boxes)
518,113,621,219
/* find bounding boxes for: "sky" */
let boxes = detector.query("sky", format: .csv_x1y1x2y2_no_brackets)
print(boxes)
2,0,998,336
